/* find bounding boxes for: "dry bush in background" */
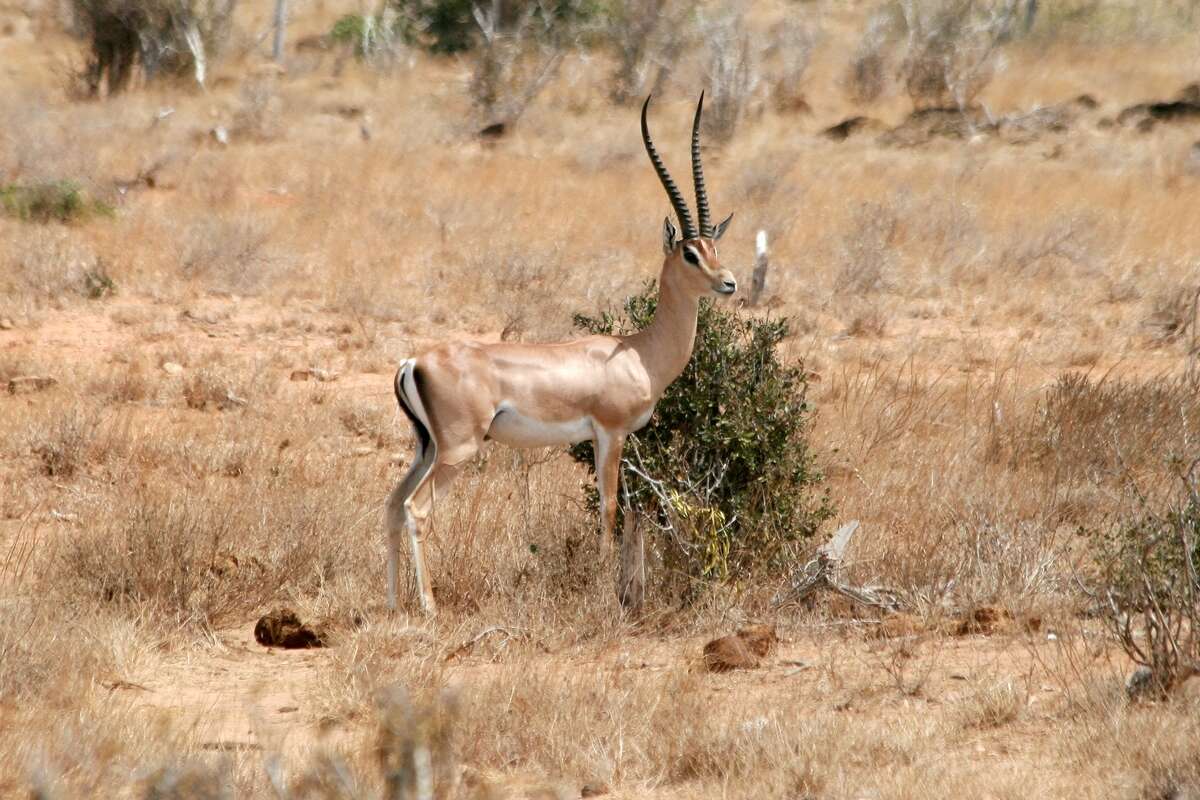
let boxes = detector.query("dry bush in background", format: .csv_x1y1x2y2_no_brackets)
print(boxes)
835,201,897,295
843,3,899,104
763,17,817,113
177,215,276,294
842,0,1023,110
467,0,591,127
699,7,760,145
1022,371,1200,485
896,0,1020,111
68,0,237,94
605,0,693,105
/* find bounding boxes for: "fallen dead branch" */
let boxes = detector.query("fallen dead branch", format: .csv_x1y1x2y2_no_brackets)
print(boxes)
772,520,902,612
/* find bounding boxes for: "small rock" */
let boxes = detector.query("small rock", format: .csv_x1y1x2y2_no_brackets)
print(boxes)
353,446,375,457
580,782,610,797
311,368,338,382
162,362,184,376
954,605,1009,636
212,125,229,146
703,634,758,672
737,623,780,657
1126,666,1157,701
702,623,780,672
0,317,14,330
254,608,325,649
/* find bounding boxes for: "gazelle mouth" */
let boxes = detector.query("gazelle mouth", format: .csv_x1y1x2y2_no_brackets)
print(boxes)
714,285,736,295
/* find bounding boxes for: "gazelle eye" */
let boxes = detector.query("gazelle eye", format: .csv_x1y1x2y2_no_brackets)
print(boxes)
683,248,700,266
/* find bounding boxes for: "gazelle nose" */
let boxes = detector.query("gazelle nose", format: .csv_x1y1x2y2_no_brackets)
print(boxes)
721,279,737,294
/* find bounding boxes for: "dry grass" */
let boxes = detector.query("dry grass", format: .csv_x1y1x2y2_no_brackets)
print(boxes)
3,0,1200,796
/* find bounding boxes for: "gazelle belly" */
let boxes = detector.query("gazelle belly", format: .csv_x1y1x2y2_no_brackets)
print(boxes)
486,402,594,448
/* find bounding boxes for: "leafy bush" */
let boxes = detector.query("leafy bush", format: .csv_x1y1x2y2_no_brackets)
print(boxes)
570,283,832,590
378,0,596,55
330,12,405,61
0,181,113,224
1094,467,1200,697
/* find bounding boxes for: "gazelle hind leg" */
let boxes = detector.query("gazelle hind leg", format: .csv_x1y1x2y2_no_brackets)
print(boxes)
402,461,466,614
387,356,489,614
387,360,438,613
385,454,433,611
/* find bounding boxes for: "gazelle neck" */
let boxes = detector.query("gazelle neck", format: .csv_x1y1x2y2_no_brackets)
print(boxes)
628,269,700,397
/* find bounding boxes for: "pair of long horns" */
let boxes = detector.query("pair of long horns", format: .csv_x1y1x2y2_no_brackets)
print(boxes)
641,93,714,241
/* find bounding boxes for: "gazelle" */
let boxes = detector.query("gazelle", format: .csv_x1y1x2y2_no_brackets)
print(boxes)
386,94,737,614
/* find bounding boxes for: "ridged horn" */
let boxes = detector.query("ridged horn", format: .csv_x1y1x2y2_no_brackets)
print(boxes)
641,95,696,240
691,92,712,238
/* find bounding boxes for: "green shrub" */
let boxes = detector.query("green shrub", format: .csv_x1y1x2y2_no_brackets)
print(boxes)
375,0,597,55
330,12,404,59
570,283,832,589
1093,469,1200,696
0,181,113,224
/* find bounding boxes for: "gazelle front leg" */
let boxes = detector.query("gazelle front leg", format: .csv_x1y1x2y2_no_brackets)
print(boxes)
593,427,626,558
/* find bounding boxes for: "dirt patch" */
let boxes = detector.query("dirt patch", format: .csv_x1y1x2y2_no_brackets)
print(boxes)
253,608,325,649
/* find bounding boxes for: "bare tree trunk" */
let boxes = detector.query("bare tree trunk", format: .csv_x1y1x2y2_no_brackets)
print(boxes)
617,511,645,612
749,230,769,306
272,0,288,63
1023,0,1038,33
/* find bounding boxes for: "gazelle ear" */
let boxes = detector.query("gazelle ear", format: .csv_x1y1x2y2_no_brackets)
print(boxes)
662,216,678,254
712,212,734,241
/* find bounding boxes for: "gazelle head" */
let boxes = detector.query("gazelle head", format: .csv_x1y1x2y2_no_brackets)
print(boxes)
641,93,737,299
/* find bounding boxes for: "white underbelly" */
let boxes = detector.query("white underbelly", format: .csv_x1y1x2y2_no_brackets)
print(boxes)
486,403,594,448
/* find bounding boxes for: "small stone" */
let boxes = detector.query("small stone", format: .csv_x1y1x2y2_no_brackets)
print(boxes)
290,368,338,382
703,635,758,672
0,317,14,330
1126,667,1156,701
162,362,184,376
580,782,610,797
254,608,324,649
310,368,339,382
702,623,780,672
353,446,375,457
